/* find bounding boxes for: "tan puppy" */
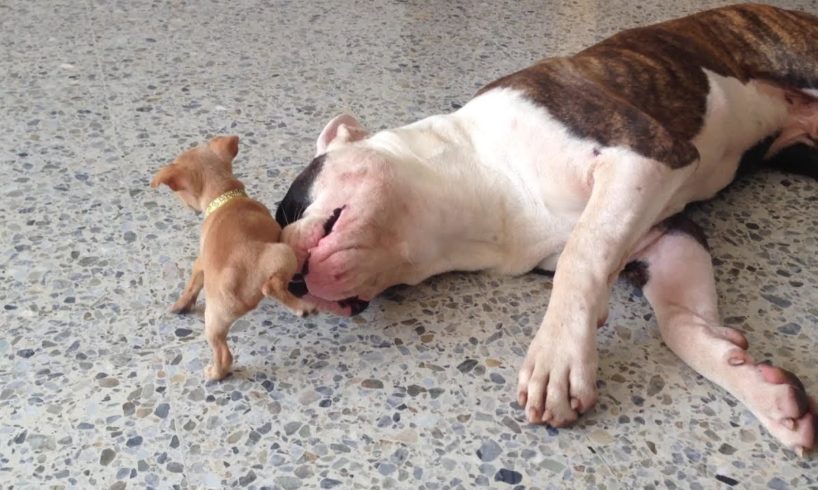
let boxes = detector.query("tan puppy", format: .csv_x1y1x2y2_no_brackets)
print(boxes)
151,135,314,380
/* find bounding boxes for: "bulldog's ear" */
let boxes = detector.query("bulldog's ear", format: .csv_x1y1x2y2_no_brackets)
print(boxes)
316,114,367,156
150,164,187,191
209,135,240,161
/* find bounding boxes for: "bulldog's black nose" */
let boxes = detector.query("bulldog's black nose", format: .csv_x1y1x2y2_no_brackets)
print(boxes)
338,297,370,315
287,273,309,297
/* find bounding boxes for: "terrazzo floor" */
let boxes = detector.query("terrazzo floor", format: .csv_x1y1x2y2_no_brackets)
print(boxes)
2,0,818,488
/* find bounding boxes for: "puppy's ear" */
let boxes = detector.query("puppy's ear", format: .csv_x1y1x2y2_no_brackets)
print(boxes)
209,135,240,161
316,114,367,156
150,165,187,191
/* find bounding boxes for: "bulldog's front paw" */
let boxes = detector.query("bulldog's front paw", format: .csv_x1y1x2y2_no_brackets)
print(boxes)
517,328,599,427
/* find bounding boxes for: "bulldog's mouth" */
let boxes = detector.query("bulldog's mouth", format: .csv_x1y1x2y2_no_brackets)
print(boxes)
286,206,370,316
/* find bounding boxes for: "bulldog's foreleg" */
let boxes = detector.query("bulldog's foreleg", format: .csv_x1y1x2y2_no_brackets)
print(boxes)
633,220,816,455
519,154,688,427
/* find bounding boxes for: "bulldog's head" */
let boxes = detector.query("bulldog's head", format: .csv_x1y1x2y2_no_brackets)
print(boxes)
276,115,419,316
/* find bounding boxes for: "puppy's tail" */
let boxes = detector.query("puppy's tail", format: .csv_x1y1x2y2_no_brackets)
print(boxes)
259,243,315,317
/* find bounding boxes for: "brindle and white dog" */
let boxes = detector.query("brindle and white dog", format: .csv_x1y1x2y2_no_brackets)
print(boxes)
275,4,818,454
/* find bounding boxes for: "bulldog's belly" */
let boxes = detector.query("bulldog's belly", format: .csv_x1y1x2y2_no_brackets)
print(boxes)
462,69,814,275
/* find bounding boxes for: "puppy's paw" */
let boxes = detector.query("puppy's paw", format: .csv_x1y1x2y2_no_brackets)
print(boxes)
170,296,196,314
294,302,318,318
205,363,230,381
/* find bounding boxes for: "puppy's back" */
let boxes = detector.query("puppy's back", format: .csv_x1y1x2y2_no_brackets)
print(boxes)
200,199,283,303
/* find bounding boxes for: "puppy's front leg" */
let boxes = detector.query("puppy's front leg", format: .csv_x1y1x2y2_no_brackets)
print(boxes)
171,257,204,314
260,243,316,317
519,154,688,427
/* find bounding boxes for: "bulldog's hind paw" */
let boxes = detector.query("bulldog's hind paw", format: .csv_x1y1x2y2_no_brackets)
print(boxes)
739,362,816,456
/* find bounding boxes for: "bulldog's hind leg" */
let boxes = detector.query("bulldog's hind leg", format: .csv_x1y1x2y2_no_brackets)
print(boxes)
631,217,816,455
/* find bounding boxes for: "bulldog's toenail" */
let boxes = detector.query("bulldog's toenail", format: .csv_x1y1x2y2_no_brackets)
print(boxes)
782,418,796,430
728,357,745,366
527,407,538,422
795,446,806,458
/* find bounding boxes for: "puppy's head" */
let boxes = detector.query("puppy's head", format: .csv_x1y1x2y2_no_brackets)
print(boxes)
150,135,240,212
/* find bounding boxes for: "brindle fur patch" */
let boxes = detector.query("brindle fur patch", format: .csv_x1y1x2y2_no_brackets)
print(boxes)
621,214,709,289
660,214,709,251
621,260,650,289
479,4,818,168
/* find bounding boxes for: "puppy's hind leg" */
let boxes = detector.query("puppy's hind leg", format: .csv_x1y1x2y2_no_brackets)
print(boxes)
171,257,204,314
631,217,816,455
260,243,316,317
203,305,237,381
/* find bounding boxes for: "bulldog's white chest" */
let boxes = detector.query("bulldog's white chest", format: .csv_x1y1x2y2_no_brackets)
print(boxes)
457,90,611,273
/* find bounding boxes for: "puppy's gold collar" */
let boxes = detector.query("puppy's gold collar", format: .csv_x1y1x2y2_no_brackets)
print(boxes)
204,189,247,218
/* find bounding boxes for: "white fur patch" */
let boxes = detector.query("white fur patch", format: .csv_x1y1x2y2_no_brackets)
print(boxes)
679,70,790,204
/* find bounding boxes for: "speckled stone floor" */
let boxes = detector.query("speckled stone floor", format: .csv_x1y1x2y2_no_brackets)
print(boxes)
2,0,818,488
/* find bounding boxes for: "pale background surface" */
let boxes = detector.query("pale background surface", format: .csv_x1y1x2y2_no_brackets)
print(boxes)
1,0,817,488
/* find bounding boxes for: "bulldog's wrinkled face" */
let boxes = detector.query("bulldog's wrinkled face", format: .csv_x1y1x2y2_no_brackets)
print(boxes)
275,115,412,316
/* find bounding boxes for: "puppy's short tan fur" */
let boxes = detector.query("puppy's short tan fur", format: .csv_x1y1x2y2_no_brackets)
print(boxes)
151,135,313,380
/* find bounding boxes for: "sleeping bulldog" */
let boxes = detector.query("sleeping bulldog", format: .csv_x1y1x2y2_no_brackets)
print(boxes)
275,4,818,455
